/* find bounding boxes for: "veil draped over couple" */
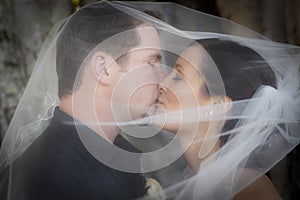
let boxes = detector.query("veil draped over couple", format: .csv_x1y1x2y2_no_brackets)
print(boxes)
0,1,300,200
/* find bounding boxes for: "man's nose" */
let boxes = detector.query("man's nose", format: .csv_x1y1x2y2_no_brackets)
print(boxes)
158,72,167,83
155,66,167,83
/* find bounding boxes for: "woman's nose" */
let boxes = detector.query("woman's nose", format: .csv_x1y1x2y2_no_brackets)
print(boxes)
158,80,167,94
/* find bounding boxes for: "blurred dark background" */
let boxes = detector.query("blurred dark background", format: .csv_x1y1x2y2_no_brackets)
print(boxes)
0,0,299,199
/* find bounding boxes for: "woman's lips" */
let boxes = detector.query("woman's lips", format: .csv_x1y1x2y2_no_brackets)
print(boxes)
155,99,163,105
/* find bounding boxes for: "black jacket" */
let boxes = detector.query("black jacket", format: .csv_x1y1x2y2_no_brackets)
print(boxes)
0,108,146,200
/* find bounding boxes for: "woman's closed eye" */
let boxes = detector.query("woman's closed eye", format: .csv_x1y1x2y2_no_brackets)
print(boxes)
172,72,182,81
148,61,156,67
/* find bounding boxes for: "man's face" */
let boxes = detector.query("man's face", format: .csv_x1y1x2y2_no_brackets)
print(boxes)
111,26,163,121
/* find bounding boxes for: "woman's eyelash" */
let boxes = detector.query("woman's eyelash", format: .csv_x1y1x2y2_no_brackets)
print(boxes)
172,73,182,81
148,62,155,67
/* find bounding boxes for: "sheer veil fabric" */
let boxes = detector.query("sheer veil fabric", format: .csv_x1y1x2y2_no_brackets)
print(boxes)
0,1,300,199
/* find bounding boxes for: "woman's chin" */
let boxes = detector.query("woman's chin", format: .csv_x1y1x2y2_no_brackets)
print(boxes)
152,121,178,134
151,106,180,134
162,125,179,134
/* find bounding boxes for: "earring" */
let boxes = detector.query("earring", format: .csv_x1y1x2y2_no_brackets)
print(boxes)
205,111,213,118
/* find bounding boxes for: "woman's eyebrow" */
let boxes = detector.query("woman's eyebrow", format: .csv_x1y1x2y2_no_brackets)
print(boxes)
174,63,184,71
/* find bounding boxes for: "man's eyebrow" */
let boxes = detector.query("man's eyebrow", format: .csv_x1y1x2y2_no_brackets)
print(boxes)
149,53,162,61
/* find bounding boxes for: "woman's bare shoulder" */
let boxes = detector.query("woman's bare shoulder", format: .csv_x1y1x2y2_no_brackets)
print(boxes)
234,174,281,200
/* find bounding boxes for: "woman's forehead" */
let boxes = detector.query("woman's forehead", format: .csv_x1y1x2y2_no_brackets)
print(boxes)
176,45,206,73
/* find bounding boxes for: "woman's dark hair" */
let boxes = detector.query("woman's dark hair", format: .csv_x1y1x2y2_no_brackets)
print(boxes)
196,38,277,145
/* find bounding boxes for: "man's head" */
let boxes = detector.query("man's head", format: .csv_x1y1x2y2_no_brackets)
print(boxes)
56,2,163,124
57,2,145,99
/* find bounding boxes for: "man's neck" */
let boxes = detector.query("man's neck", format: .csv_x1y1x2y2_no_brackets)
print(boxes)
59,96,120,143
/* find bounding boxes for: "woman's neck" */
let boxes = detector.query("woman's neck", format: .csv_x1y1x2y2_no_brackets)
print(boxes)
183,139,221,173
179,122,222,173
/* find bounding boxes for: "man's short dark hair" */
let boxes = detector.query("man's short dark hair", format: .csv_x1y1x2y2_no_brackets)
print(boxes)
56,2,162,99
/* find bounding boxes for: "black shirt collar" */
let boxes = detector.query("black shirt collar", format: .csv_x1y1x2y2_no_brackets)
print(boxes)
49,107,142,166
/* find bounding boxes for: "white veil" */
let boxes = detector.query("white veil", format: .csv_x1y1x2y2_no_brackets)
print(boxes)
0,1,299,200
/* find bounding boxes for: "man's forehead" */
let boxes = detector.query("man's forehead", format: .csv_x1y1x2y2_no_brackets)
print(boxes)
135,26,161,48
127,47,162,59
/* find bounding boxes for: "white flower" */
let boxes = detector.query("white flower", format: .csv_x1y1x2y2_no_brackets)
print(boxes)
145,178,166,200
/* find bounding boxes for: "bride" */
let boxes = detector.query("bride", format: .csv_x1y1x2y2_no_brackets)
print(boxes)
153,38,283,199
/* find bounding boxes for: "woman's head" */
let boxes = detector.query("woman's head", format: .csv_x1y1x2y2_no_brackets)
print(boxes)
157,38,277,138
156,44,214,133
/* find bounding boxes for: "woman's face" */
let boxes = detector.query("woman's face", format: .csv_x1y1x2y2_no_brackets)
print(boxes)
156,45,212,132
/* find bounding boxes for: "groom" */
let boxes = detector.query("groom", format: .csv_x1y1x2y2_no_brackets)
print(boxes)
0,2,163,200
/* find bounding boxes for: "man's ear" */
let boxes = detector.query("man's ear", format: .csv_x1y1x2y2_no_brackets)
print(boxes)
90,51,113,85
